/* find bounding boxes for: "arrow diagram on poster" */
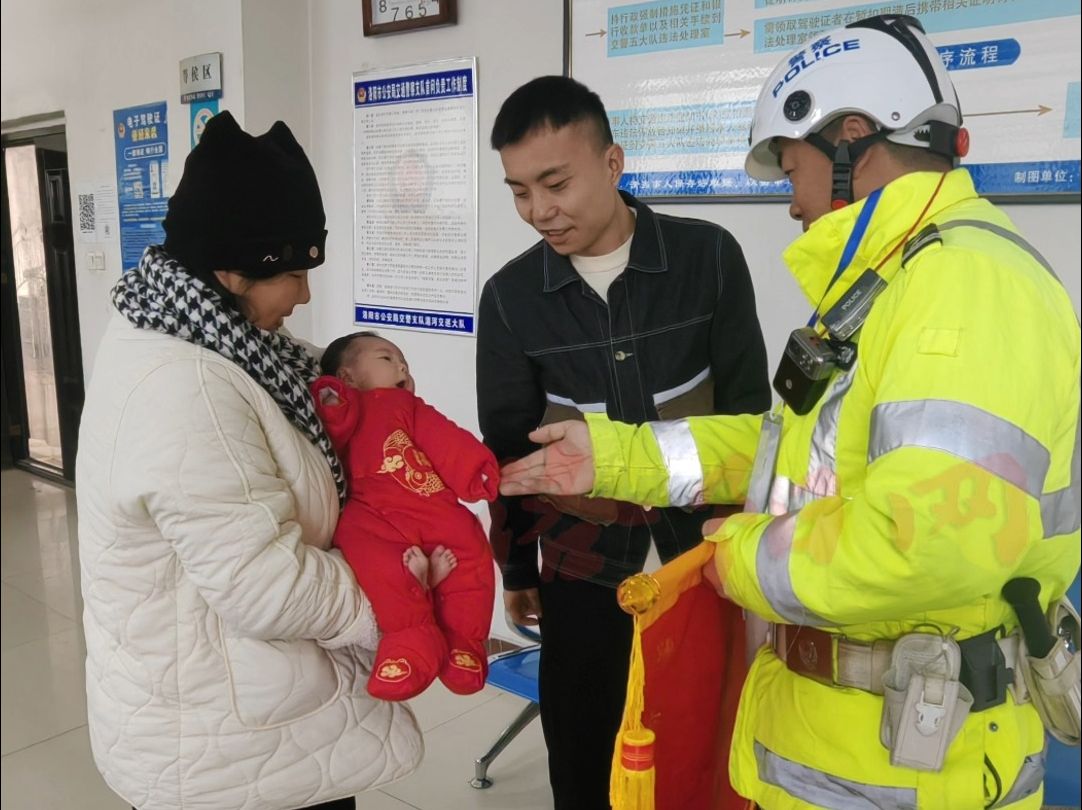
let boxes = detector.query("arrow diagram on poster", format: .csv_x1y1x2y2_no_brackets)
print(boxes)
585,28,607,38
724,29,750,38
967,105,1053,118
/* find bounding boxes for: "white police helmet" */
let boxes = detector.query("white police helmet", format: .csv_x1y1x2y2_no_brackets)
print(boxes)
745,14,966,187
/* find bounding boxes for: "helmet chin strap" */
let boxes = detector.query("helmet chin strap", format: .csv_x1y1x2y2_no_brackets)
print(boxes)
805,131,886,210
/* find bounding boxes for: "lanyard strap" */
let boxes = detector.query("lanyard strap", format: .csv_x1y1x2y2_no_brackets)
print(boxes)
806,187,883,328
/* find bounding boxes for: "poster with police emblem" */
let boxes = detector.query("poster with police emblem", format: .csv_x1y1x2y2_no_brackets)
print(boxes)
113,101,169,270
352,57,478,334
568,0,1080,199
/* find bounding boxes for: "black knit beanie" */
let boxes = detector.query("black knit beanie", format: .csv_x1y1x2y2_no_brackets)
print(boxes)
163,111,326,278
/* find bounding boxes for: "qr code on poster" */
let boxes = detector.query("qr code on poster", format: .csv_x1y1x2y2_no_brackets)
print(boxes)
78,193,96,237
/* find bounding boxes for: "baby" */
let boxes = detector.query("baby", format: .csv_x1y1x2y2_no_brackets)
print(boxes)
312,332,498,701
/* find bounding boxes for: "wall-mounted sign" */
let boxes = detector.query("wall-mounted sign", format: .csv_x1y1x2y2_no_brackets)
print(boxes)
113,101,169,271
352,58,479,335
568,0,1080,200
190,99,219,148
179,52,223,103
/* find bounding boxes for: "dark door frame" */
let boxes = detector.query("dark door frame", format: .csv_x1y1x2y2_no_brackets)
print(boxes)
1,122,84,485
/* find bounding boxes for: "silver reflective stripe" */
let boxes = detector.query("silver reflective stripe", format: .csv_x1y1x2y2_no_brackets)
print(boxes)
808,364,858,485
653,365,710,406
544,392,606,413
756,512,834,626
993,748,1046,807
932,219,1077,538
745,412,783,514
938,220,1059,281
1042,487,1081,538
1041,404,1081,538
869,400,1050,499
649,419,704,507
755,741,917,810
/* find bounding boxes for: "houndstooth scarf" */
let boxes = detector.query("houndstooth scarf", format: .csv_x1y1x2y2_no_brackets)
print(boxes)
112,245,346,505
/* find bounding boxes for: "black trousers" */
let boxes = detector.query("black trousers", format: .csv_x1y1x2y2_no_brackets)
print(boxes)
538,577,634,810
134,799,354,810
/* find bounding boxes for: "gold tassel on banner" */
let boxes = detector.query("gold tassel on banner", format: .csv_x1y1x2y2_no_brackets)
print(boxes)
610,572,662,810
615,728,656,808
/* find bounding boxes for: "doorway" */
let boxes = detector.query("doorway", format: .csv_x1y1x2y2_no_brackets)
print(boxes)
1,122,84,483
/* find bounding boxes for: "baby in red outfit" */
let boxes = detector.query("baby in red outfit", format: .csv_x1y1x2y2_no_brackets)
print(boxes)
312,332,498,701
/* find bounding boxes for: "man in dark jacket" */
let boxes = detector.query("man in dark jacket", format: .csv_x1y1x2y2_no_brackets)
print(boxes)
477,75,770,809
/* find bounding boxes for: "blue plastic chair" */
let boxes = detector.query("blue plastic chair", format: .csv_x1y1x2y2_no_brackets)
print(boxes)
1043,573,1081,809
470,625,541,789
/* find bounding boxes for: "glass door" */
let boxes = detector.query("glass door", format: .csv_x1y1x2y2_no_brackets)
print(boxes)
4,145,62,470
2,127,83,482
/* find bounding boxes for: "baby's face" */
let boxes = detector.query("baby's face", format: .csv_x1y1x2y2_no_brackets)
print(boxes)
340,337,415,393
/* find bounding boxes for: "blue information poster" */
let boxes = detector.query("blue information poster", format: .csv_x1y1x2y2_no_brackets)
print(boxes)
113,101,169,270
569,0,1081,199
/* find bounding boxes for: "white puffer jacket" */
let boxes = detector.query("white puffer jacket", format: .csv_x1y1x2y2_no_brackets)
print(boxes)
76,315,423,809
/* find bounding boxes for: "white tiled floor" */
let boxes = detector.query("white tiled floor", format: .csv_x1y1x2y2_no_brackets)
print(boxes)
0,469,552,810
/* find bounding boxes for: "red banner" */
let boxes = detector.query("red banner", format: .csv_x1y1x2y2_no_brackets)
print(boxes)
612,542,751,810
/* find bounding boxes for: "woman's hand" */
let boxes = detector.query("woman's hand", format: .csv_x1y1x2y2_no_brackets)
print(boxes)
499,421,595,497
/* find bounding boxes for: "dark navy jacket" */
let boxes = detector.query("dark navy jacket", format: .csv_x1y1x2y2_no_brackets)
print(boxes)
477,191,770,589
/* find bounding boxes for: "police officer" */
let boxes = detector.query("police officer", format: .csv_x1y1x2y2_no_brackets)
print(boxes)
500,14,1080,809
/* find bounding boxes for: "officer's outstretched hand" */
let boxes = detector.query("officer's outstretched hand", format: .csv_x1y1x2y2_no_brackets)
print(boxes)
499,420,595,497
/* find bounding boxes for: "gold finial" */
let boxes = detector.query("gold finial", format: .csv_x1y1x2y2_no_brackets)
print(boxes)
617,573,661,615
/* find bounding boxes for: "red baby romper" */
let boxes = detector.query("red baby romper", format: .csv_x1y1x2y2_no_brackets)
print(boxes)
311,376,498,701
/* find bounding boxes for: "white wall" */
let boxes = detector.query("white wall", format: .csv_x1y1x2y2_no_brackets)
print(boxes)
241,0,311,148
1,0,247,379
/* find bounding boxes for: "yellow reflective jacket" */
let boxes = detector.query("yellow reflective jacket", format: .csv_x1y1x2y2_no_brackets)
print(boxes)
588,169,1080,809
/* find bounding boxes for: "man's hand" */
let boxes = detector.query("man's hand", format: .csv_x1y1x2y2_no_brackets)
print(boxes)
701,556,728,598
504,588,542,627
499,421,595,496
702,517,726,538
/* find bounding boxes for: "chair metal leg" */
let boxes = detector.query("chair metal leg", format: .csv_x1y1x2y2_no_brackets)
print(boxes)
469,701,541,789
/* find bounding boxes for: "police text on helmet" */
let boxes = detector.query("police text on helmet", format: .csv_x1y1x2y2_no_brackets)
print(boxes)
772,36,861,99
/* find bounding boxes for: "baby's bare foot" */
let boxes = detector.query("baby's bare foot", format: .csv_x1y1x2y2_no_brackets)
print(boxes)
428,545,458,589
403,546,430,588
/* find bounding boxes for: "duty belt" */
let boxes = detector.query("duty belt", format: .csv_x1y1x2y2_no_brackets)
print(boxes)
770,624,1022,712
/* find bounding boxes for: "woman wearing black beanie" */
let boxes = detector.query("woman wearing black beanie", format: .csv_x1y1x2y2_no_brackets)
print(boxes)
75,111,422,810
